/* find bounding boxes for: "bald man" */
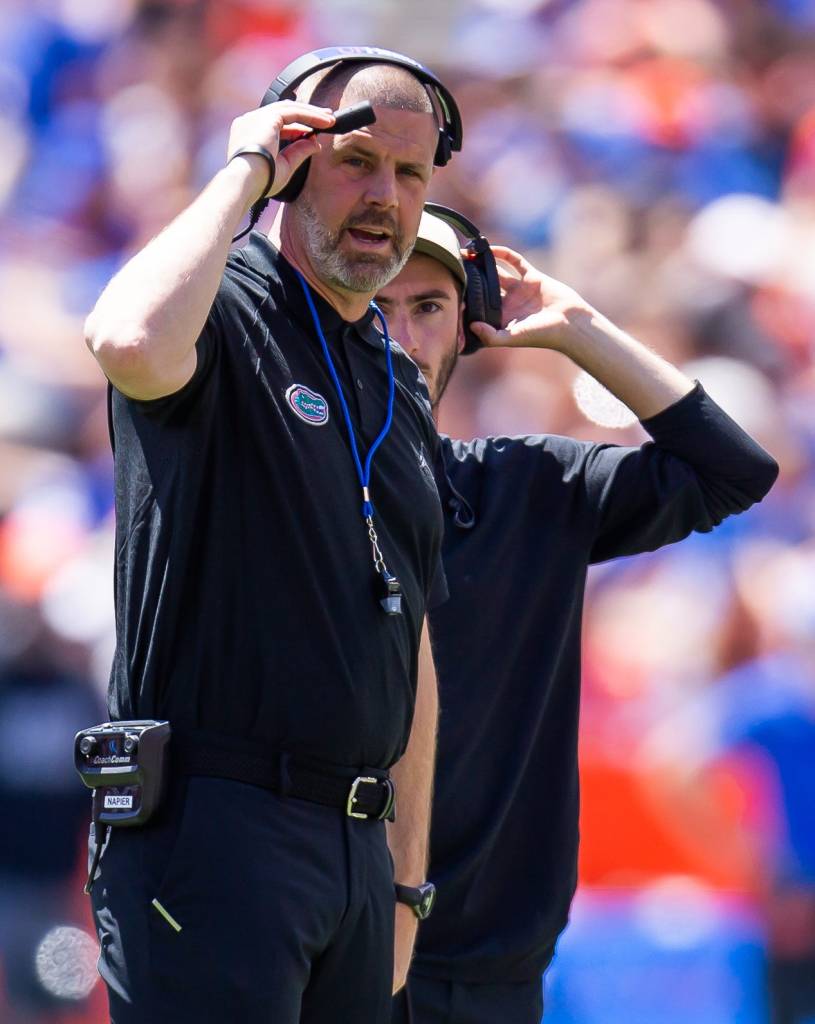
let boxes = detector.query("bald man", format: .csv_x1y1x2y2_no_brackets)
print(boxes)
83,55,455,1024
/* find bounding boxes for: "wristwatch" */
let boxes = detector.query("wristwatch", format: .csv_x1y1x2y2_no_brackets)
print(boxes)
394,882,437,921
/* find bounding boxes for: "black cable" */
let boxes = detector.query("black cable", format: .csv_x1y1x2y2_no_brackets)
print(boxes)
84,823,110,894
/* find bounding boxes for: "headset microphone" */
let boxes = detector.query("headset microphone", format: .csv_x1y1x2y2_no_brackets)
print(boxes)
316,100,376,136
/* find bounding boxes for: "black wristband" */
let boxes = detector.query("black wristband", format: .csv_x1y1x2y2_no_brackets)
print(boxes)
227,144,276,200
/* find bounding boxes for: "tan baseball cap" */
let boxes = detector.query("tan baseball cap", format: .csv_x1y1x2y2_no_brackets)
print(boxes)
412,211,467,289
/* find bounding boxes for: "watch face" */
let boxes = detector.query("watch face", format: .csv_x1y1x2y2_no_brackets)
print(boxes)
418,884,436,920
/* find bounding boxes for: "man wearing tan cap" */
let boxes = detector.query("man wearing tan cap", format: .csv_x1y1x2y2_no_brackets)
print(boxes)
376,211,778,1023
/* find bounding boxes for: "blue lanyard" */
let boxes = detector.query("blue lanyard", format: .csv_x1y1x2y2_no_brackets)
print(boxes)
295,269,402,615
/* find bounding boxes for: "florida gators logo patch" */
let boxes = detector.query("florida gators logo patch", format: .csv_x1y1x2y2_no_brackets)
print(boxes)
285,384,329,426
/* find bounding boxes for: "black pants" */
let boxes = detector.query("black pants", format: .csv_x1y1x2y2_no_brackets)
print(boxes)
392,973,543,1024
88,775,394,1023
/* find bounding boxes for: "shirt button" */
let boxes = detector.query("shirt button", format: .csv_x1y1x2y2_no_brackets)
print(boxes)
356,378,364,391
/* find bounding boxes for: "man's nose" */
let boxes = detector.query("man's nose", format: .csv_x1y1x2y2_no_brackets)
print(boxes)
389,312,417,356
363,165,398,209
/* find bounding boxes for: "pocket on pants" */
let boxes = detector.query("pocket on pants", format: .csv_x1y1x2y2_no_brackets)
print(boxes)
144,777,198,930
145,778,286,1016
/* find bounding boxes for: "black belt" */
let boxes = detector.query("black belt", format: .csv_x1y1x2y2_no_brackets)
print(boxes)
173,733,396,821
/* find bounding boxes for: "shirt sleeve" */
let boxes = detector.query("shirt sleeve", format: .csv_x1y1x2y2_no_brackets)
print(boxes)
109,289,225,423
585,382,779,564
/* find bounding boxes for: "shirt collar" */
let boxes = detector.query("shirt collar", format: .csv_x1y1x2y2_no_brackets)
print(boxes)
240,232,383,349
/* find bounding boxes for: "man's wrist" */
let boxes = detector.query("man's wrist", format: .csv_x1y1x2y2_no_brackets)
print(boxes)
556,303,612,359
219,154,273,210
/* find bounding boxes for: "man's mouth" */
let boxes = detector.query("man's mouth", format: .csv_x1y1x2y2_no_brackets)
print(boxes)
345,227,393,247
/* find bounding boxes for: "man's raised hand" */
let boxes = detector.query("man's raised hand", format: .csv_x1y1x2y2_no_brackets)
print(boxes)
469,245,592,352
226,102,336,204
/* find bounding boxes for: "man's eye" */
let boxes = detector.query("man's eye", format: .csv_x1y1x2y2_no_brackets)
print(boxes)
345,157,367,169
417,302,442,314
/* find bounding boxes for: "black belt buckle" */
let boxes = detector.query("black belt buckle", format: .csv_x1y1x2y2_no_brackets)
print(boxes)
346,775,396,821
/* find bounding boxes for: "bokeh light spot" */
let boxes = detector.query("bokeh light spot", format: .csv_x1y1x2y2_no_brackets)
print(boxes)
34,926,99,1000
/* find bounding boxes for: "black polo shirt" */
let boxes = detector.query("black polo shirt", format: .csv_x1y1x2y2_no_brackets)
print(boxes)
107,233,445,770
413,383,778,984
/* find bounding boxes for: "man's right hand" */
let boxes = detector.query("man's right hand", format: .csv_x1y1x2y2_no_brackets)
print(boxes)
226,102,336,205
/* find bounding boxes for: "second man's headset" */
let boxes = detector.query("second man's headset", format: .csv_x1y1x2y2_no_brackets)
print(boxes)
423,203,503,354
238,46,464,238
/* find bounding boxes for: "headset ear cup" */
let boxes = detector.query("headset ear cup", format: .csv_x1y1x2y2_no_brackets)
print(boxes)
271,148,310,203
463,262,487,355
481,249,503,331
434,131,452,167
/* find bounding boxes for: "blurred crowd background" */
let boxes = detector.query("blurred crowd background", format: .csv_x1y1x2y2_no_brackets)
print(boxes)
0,0,813,1020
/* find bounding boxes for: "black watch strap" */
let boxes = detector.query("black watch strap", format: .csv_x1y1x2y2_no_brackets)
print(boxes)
394,881,436,921
227,144,277,198
227,145,277,243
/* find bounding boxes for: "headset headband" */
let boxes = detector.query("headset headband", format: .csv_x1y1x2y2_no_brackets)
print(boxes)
261,45,463,167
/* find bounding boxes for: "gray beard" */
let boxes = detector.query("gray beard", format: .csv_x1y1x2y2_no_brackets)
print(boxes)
293,198,412,294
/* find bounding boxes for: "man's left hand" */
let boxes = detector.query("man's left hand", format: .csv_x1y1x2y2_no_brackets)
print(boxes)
469,245,593,352
393,902,418,994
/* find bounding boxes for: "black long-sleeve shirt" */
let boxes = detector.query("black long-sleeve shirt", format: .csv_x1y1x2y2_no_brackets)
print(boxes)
414,382,778,984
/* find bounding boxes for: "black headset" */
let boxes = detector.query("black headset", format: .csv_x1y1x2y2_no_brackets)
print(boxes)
265,46,462,182
234,46,462,239
423,203,503,355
